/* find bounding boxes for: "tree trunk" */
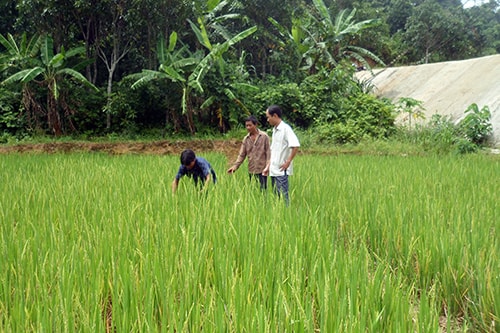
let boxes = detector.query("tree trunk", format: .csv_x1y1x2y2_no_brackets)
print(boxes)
47,94,62,136
106,67,115,130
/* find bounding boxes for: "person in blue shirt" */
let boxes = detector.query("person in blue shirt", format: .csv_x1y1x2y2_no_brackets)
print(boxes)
172,149,217,194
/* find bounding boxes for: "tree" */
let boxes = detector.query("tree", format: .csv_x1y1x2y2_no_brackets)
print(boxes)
465,1,500,56
129,0,257,133
15,0,78,48
93,0,137,130
1,33,44,131
128,32,204,133
238,0,304,78
2,35,98,135
403,0,469,63
268,14,316,75
308,0,385,71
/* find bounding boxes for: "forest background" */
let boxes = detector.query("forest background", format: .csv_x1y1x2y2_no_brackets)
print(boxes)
0,0,499,151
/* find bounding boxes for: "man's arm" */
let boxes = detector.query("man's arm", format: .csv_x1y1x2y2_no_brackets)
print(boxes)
172,178,179,194
262,161,270,176
200,174,211,192
280,146,299,171
262,135,271,176
227,142,247,173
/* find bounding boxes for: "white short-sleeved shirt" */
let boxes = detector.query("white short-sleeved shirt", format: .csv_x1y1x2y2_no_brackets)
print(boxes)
269,121,300,177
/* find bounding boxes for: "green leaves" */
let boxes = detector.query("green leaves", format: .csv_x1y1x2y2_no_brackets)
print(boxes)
270,0,384,74
458,103,492,145
1,34,98,135
40,34,53,66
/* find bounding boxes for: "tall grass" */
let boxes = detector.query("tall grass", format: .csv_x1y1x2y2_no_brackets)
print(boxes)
0,152,498,332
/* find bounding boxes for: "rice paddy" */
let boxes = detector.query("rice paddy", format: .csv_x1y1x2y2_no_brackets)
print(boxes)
0,152,498,332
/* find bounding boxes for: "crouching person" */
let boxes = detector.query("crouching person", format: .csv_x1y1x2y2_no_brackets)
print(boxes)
172,149,216,194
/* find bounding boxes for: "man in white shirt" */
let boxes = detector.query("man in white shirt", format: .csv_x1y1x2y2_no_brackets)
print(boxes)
262,105,300,205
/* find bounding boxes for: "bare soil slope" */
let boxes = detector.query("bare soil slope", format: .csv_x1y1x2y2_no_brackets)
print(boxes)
0,139,242,161
357,54,500,145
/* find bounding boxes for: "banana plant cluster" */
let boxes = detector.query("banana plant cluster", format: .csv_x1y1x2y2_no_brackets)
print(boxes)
129,0,256,133
269,0,385,74
1,33,98,135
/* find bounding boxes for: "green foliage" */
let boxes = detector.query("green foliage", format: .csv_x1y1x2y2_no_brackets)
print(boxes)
247,64,396,142
395,97,425,129
69,85,107,137
308,3,385,70
341,93,396,138
395,107,493,155
311,92,396,144
420,114,463,154
312,120,362,144
457,103,492,145
1,34,99,135
1,0,499,140
248,81,304,125
0,87,23,132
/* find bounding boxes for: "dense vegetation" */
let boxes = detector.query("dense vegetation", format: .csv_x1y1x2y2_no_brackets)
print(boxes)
0,0,498,146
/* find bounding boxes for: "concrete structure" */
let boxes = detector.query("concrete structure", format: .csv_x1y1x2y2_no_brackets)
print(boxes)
356,54,500,146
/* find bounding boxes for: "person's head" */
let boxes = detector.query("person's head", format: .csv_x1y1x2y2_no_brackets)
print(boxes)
244,115,259,134
180,149,196,169
265,105,282,127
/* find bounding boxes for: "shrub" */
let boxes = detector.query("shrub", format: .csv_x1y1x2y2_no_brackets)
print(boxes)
311,120,362,144
395,111,492,155
248,81,304,126
0,87,24,135
457,103,492,145
311,93,396,144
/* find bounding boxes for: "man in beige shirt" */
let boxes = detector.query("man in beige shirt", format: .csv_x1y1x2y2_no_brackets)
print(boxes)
227,115,271,189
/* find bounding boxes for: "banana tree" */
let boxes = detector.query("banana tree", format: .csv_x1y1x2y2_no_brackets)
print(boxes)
309,0,385,71
0,33,42,72
0,33,43,130
268,15,316,73
187,0,257,130
2,35,98,135
128,31,204,133
130,0,257,133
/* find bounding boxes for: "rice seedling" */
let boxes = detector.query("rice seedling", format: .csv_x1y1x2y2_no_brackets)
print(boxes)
0,152,497,332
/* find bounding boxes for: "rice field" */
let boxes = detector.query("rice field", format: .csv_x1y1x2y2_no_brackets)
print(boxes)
0,152,498,332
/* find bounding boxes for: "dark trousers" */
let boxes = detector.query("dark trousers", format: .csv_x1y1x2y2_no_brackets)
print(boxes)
271,174,289,205
249,173,267,190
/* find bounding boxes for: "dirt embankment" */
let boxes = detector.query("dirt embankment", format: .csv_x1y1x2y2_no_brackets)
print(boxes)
357,54,500,146
0,139,242,160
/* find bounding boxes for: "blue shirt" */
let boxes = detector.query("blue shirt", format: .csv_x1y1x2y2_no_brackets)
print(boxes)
175,157,217,185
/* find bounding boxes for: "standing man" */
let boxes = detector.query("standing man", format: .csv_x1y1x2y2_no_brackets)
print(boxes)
227,115,271,189
262,105,300,205
172,149,216,194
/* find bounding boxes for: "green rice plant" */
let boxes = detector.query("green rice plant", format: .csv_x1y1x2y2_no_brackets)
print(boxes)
0,152,497,332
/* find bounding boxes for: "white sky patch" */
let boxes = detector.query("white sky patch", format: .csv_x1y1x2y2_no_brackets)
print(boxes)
462,0,486,8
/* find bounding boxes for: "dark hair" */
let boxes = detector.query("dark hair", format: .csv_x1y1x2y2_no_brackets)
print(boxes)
180,149,196,165
267,105,282,118
244,115,258,125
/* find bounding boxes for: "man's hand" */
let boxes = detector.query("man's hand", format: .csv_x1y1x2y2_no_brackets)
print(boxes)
280,160,291,171
171,179,179,194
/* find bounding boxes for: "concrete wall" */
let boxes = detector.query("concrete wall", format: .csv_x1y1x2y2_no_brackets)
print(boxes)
356,54,500,146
